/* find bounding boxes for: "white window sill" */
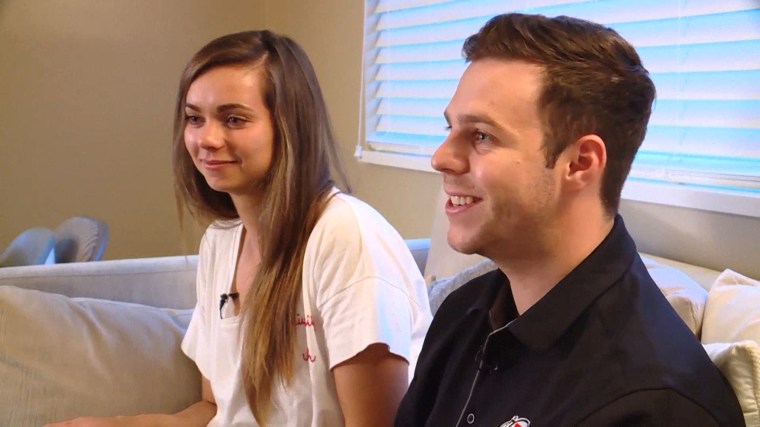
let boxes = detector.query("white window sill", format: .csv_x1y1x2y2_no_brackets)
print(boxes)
621,179,760,218
357,151,760,219
359,150,435,173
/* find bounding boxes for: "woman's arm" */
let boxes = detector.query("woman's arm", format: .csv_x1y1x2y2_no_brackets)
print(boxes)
333,343,409,427
44,376,217,427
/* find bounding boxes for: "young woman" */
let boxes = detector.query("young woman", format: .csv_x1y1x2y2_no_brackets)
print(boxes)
49,30,431,427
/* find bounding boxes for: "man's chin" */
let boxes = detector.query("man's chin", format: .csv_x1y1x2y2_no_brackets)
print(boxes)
446,233,480,255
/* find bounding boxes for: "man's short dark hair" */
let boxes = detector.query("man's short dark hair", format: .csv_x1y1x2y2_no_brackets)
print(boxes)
464,13,656,214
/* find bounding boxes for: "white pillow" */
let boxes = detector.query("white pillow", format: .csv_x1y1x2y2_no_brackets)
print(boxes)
702,269,760,344
0,286,200,427
703,341,760,427
428,259,498,314
642,256,708,337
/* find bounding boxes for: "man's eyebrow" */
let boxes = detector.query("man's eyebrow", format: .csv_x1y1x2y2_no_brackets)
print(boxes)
445,111,502,129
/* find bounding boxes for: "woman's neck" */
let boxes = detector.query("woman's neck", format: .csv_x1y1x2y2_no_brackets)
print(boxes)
230,193,265,302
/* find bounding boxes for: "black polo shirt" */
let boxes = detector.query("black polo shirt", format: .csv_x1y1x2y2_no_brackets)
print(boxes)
396,216,744,426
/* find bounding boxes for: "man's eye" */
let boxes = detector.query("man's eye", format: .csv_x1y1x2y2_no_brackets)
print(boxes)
475,131,490,142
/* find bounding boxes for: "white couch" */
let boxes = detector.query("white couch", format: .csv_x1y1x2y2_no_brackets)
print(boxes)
1,212,759,426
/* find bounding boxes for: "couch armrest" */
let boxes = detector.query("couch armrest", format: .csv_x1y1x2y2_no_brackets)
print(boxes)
405,238,430,275
0,255,198,309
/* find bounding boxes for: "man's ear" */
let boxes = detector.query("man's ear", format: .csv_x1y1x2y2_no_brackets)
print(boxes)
564,134,606,189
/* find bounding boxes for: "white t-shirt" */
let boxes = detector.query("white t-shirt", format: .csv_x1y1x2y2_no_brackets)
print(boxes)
181,192,432,426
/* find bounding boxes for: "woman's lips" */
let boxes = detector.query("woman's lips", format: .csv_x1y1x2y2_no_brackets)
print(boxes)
201,159,236,170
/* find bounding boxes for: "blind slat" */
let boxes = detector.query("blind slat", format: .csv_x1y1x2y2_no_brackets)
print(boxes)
376,80,458,99
376,61,466,81
649,99,759,129
641,41,760,73
652,70,760,100
643,127,760,158
378,98,448,117
610,9,760,47
376,115,447,136
373,9,760,48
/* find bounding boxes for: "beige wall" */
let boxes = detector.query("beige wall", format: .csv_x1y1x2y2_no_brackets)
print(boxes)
0,0,266,259
0,0,438,262
2,0,757,279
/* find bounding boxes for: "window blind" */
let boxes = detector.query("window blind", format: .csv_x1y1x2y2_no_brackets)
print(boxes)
361,0,760,208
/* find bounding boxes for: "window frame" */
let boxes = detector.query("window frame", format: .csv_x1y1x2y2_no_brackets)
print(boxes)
357,0,760,219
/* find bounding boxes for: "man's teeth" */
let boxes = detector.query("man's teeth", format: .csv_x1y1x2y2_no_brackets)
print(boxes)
450,195,475,206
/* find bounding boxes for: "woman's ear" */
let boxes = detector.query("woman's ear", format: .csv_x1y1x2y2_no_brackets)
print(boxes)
564,134,606,189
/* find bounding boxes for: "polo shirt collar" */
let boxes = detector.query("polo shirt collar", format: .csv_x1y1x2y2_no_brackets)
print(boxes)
466,268,509,316
506,214,637,351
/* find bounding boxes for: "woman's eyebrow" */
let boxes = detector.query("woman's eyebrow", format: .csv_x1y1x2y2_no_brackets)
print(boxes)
216,103,252,113
184,103,253,112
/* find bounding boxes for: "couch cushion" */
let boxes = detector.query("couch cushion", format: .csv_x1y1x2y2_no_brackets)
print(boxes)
703,341,760,427
702,269,760,345
641,255,708,337
639,253,721,291
428,259,498,314
0,286,200,426
0,255,198,309
700,270,760,426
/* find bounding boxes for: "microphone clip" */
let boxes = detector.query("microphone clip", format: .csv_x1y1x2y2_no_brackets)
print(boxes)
219,292,240,319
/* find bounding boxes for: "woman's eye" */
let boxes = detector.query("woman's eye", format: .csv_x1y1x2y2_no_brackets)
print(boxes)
185,114,201,124
226,116,246,125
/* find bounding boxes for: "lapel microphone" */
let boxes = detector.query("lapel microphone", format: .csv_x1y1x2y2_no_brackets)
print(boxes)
219,292,240,319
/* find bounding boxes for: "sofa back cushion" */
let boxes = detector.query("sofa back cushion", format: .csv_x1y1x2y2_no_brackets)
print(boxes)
703,341,760,427
0,256,198,309
0,286,200,426
641,255,709,337
702,269,760,345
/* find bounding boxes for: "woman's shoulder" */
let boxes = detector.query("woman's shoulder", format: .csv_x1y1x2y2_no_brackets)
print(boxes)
205,218,242,234
319,192,391,230
309,193,363,246
200,219,243,250
309,191,407,255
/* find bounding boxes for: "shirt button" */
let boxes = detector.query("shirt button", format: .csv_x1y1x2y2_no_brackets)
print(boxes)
466,413,475,424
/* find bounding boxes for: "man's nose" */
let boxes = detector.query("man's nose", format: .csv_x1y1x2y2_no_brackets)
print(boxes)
431,135,468,175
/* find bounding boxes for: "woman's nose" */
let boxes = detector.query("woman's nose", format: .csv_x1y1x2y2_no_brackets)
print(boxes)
197,122,224,150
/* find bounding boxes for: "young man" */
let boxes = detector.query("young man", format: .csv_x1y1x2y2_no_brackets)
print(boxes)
395,13,744,427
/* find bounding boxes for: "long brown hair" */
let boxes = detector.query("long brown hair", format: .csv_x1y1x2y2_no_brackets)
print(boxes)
172,30,349,424
463,13,656,215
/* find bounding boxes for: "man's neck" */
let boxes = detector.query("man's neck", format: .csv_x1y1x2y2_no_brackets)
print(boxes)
493,210,614,315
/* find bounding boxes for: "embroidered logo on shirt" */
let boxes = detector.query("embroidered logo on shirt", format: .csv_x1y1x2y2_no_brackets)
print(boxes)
500,415,530,427
296,313,315,327
302,346,317,363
